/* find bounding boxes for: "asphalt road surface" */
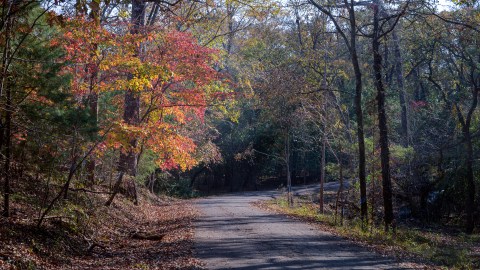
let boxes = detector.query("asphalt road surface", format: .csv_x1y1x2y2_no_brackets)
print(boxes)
194,183,408,270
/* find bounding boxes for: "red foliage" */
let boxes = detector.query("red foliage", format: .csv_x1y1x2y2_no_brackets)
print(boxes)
56,17,230,171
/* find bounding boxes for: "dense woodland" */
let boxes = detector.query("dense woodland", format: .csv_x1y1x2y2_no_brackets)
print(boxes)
0,0,479,263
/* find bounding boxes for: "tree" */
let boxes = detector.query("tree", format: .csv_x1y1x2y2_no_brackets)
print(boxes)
421,8,479,233
1,1,67,217
370,0,396,231
308,0,368,223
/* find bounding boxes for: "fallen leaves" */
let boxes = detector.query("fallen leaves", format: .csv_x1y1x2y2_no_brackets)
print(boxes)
0,189,204,270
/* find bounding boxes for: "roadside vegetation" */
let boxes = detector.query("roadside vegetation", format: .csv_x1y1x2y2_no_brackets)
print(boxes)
0,188,201,269
259,192,480,270
0,0,479,268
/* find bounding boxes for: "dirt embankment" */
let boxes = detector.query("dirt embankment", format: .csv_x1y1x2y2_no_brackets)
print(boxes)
0,189,201,270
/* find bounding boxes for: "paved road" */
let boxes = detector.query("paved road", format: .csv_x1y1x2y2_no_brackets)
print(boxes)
194,184,407,270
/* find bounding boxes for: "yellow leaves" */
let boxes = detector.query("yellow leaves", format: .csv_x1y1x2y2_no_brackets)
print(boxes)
105,121,148,153
126,76,154,92
333,119,344,130
100,56,140,72
118,9,130,19
227,109,241,123
99,53,169,92
59,22,229,172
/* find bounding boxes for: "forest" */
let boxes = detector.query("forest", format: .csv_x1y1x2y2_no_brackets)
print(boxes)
0,0,479,269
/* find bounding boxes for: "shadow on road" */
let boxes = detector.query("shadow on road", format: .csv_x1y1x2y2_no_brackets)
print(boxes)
194,190,406,270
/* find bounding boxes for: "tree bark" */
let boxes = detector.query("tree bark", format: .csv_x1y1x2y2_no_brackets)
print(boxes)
461,87,478,234
106,0,144,206
376,5,408,147
348,3,368,223
86,0,100,185
319,34,329,214
391,30,409,147
2,79,11,217
63,130,78,200
105,171,124,206
373,3,394,232
286,131,293,207
319,133,326,213
1,4,12,218
122,0,144,176
464,131,475,234
335,157,344,224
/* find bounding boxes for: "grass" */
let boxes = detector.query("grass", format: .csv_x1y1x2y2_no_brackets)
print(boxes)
261,195,478,270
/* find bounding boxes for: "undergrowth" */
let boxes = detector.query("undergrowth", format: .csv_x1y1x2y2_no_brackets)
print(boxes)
265,196,478,270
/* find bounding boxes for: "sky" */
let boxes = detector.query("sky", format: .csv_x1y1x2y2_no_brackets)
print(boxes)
436,0,456,10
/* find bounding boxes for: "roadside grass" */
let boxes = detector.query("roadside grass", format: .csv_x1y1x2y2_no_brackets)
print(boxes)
261,195,478,270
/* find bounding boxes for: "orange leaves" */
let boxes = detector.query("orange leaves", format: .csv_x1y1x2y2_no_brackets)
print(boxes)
56,16,229,172
148,127,198,171
56,17,114,96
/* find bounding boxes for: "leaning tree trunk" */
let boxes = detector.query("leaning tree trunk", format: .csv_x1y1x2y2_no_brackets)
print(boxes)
106,0,144,206
373,3,394,232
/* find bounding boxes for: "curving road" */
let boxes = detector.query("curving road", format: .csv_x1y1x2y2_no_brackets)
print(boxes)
194,184,409,270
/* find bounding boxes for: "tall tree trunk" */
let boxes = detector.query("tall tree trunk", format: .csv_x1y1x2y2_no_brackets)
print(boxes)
377,4,408,147
86,92,97,185
63,130,78,199
348,2,368,223
370,122,376,226
86,0,100,185
391,30,409,147
106,0,144,206
464,131,475,234
335,157,344,224
123,0,145,177
319,39,328,214
286,131,293,207
223,2,235,72
1,4,12,218
319,133,326,213
462,86,478,234
373,3,394,232
2,82,11,217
